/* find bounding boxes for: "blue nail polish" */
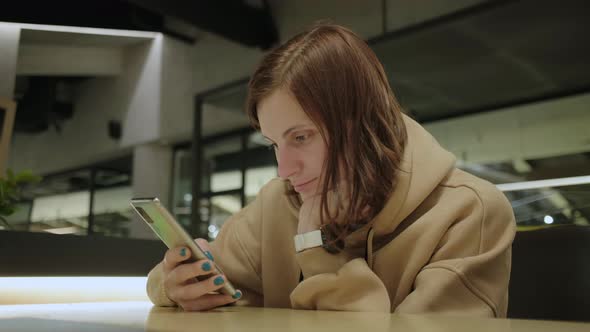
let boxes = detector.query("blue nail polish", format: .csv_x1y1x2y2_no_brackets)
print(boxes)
205,251,214,261
232,291,242,300
202,262,211,272
180,248,186,257
214,276,224,286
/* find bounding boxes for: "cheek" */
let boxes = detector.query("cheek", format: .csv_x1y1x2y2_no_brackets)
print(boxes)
307,141,328,177
311,157,325,176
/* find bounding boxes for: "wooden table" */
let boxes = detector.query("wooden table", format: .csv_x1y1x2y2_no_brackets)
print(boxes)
0,301,588,331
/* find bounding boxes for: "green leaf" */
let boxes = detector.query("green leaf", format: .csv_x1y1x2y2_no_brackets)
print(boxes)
6,169,14,181
1,182,16,198
15,170,42,184
0,169,40,219
0,205,15,216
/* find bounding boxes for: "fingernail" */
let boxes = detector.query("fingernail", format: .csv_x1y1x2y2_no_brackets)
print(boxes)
214,276,224,286
232,291,242,300
205,251,214,261
180,248,186,257
202,262,211,272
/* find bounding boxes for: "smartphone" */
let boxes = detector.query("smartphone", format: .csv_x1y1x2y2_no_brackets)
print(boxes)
130,197,237,298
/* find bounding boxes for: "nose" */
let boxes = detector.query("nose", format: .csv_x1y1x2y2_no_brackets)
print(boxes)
276,146,299,180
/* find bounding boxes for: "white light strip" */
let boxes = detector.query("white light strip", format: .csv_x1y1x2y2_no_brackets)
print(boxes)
0,301,153,318
496,175,590,192
44,226,81,235
0,277,149,305
0,21,159,38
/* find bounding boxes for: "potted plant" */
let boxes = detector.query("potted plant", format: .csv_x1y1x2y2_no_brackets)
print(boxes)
0,169,41,230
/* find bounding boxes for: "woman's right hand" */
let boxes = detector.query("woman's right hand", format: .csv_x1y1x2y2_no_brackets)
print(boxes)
161,238,240,311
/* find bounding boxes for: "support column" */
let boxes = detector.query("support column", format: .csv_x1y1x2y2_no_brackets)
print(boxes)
0,24,19,98
130,143,173,239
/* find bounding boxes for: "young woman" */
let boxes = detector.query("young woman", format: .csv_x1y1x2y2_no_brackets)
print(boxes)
146,23,516,316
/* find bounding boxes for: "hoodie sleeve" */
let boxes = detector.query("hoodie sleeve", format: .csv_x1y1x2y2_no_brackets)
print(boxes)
146,191,265,307
290,247,391,312
395,183,516,317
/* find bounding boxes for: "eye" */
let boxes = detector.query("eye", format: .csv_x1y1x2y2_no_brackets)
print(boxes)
294,133,308,143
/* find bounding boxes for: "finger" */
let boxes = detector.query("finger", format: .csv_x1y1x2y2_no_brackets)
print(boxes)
179,292,240,312
163,246,192,274
194,238,215,261
173,274,228,302
332,181,352,219
168,259,214,285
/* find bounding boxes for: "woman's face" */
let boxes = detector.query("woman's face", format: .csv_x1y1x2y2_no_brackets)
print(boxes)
258,88,327,201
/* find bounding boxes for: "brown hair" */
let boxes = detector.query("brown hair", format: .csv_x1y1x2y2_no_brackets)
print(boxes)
246,23,407,239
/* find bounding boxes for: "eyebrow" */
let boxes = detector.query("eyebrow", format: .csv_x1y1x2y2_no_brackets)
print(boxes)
262,124,308,143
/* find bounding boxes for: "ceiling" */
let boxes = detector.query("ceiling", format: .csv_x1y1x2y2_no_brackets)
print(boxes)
371,0,590,122
5,0,588,126
0,0,277,47
200,0,590,124
18,29,153,47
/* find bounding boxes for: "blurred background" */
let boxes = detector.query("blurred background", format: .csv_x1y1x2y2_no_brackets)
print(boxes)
0,0,589,320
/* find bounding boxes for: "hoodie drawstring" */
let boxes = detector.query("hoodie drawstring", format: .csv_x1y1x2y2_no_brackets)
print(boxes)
365,227,375,270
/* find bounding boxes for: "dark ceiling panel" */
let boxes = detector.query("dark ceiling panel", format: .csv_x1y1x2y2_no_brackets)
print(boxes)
0,0,160,32
371,0,590,122
124,0,278,49
1,0,278,47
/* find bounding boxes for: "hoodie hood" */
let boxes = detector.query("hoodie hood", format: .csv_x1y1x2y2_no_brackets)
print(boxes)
371,114,456,235
342,113,456,247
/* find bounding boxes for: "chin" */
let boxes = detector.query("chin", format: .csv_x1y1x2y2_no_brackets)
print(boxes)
299,189,319,202
298,193,310,202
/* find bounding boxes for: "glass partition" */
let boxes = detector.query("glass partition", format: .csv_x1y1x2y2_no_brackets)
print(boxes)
91,186,134,237
1,201,32,232
27,170,92,235
172,81,278,240
3,156,134,237
499,176,590,230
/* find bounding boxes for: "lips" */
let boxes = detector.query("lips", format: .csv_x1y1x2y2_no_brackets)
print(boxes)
292,178,317,192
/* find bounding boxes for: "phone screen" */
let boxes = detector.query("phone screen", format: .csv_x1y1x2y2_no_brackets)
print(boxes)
130,197,237,297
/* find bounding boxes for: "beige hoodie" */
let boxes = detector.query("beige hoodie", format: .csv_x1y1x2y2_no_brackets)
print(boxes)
147,115,516,317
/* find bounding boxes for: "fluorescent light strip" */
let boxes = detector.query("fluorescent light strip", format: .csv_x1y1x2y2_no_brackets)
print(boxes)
44,226,81,235
0,301,153,318
0,21,159,38
496,175,590,192
0,277,149,305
